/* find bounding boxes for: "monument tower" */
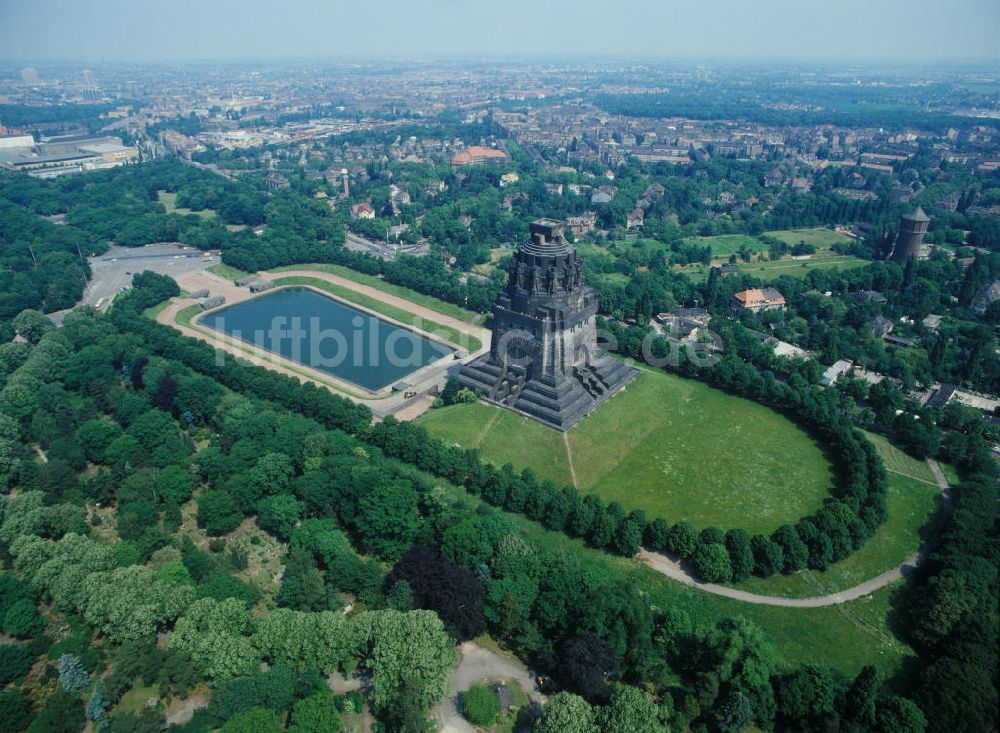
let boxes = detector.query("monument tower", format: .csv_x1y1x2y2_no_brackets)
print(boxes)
459,219,637,430
889,207,930,264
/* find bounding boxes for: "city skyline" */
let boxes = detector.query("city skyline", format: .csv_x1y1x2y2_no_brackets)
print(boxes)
1,0,998,63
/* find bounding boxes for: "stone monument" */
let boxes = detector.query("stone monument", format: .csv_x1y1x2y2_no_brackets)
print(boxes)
458,219,637,430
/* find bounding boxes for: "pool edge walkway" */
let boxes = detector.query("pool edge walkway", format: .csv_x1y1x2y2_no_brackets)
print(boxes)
157,269,490,420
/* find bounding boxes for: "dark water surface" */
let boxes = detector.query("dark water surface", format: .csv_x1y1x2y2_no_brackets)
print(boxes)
202,287,451,390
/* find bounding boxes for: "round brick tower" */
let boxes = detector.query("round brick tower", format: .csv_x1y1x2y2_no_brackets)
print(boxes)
890,207,930,264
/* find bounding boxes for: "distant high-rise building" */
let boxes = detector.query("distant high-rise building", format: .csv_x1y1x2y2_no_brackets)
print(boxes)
82,69,98,89
889,207,930,264
20,67,39,84
341,168,350,197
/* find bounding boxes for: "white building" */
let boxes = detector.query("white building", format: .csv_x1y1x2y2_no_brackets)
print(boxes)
820,359,853,387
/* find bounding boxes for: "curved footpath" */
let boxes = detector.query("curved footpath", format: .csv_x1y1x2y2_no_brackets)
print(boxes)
638,458,952,608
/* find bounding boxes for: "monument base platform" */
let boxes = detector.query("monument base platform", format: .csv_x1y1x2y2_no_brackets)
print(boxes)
458,353,638,431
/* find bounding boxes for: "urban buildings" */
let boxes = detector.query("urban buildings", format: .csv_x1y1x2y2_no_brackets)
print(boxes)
450,145,507,167
0,133,138,177
731,288,787,314
351,202,375,220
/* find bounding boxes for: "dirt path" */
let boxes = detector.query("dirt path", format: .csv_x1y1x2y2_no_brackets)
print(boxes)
434,641,545,733
563,432,578,487
472,409,502,448
926,458,952,495
327,671,362,695
164,693,209,726
638,550,923,608
883,466,939,486
638,455,952,608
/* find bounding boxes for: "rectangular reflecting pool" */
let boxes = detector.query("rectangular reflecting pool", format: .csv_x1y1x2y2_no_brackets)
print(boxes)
200,287,453,391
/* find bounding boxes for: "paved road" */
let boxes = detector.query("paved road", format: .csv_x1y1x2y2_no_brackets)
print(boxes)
345,231,397,259
49,242,214,325
182,158,238,181
639,456,951,608
343,231,431,260
89,243,214,306
434,641,545,733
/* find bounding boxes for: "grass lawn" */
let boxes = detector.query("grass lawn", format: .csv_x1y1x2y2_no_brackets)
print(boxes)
575,241,618,264
736,256,868,279
270,263,485,325
207,263,253,281
418,368,834,533
157,190,217,220
863,431,937,484
421,402,573,485
682,233,767,257
764,228,852,251
176,304,201,328
462,491,915,677
732,471,941,598
472,245,513,277
272,276,481,352
489,680,531,733
143,300,171,319
677,255,868,283
114,682,160,716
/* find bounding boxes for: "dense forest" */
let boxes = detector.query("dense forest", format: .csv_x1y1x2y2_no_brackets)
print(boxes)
0,199,95,318
0,57,996,732
0,270,994,733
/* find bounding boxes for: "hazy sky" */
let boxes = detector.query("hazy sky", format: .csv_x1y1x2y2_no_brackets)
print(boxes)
0,0,997,63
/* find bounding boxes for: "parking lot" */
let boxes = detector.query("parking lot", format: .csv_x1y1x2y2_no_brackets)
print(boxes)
48,243,216,325
87,243,216,309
